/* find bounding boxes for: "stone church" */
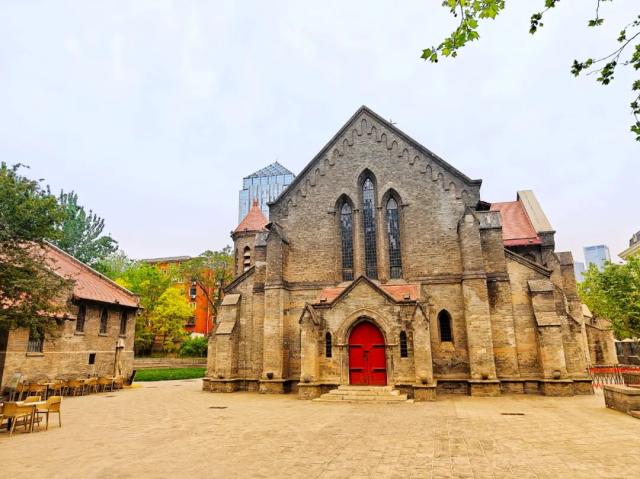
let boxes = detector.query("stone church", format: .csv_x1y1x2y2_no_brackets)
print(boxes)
204,106,611,401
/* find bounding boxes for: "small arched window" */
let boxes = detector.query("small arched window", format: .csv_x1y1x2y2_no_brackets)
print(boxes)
76,304,86,332
100,308,109,334
386,197,402,278
340,202,354,281
325,332,332,358
438,310,453,342
243,246,251,271
399,331,408,358
362,177,378,279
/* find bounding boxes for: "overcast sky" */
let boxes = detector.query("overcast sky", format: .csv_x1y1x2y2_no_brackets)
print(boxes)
1,1,637,262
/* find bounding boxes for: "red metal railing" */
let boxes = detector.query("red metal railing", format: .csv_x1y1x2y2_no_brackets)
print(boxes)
588,364,640,389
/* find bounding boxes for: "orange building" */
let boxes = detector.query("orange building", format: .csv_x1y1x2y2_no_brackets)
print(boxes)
140,256,216,337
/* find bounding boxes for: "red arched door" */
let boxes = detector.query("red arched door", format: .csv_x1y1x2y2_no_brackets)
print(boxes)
348,321,387,386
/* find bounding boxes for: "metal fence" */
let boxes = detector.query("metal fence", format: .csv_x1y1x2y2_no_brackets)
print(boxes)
588,364,640,389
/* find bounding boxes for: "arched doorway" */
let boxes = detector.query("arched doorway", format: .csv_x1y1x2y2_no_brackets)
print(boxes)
348,320,387,386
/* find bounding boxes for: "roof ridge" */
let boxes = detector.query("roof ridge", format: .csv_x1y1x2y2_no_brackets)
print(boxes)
44,241,139,302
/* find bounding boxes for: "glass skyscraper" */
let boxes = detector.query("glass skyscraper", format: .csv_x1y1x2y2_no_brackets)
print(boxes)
238,162,295,222
583,244,611,271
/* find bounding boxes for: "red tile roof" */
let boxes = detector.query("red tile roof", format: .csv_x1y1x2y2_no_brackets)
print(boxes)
490,201,541,246
44,243,140,308
315,279,419,304
235,200,268,233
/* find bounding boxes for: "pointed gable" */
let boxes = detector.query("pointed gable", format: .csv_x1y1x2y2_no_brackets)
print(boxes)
270,105,482,210
235,199,268,233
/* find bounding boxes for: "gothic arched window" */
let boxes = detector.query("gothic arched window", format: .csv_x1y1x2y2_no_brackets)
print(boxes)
325,332,332,358
438,310,453,342
386,197,402,278
362,177,378,279
400,331,408,358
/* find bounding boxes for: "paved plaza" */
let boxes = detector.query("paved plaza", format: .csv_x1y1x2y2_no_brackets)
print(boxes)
1,380,640,478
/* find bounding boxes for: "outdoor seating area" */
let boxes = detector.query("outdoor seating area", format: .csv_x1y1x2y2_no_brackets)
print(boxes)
0,396,62,436
4,374,125,402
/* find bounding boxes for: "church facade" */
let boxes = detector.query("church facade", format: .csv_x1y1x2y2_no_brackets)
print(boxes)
204,106,608,400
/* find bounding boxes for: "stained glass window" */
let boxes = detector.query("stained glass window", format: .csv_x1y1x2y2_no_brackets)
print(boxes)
386,198,402,278
340,203,354,281
400,331,408,358
362,178,378,279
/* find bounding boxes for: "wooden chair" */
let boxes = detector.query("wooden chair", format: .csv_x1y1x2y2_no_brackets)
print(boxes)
28,383,46,398
2,402,35,436
97,377,113,392
49,381,63,397
60,379,70,396
37,396,61,430
67,379,83,396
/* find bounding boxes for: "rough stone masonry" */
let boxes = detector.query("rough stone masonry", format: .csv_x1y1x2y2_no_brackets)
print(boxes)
204,105,616,400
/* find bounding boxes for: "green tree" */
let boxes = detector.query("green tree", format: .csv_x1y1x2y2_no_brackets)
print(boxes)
53,190,118,267
177,247,234,325
94,250,133,280
421,1,640,141
150,287,190,353
0,163,72,333
578,256,640,338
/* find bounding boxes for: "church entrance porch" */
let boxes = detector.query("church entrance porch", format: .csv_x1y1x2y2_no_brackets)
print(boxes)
348,321,387,386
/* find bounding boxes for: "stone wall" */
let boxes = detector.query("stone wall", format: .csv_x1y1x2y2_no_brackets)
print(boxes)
1,302,135,388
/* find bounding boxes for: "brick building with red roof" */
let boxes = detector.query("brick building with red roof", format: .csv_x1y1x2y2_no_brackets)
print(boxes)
0,243,141,389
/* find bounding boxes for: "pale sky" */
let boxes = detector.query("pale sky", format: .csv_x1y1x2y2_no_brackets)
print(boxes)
1,1,637,263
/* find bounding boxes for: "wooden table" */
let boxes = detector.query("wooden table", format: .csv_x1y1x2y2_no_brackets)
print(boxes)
15,400,46,432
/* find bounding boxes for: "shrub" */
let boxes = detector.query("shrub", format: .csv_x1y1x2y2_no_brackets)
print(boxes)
179,336,208,357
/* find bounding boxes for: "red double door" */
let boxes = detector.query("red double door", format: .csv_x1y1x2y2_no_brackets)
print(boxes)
348,321,387,386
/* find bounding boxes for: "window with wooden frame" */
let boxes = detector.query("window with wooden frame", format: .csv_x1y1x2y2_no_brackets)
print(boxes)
27,326,44,353
99,307,108,334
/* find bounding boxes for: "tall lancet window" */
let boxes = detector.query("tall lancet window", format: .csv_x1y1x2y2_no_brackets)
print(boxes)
340,203,354,281
362,177,378,279
386,198,402,279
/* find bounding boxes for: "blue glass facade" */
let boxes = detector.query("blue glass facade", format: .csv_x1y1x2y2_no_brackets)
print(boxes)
238,162,294,222
583,244,611,271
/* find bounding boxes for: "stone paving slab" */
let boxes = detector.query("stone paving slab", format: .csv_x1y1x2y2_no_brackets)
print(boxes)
1,380,639,478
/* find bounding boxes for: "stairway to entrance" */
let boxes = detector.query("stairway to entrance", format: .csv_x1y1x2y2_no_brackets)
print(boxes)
313,385,409,403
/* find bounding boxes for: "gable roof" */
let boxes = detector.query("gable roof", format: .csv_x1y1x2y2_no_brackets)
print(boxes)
270,105,481,207
44,242,140,308
313,276,418,307
246,161,294,179
490,200,541,246
234,199,268,233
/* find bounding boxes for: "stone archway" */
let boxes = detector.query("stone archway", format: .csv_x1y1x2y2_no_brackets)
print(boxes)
348,320,387,386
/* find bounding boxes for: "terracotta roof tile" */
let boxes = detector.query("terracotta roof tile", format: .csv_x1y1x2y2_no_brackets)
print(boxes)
315,281,418,304
44,243,140,308
490,201,541,246
234,200,268,233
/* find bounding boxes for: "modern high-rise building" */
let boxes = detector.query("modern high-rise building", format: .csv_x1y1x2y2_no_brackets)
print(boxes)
573,261,585,283
583,244,611,271
238,162,295,222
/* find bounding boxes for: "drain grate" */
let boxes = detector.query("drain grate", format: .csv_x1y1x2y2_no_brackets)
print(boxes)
208,406,228,409
501,412,525,416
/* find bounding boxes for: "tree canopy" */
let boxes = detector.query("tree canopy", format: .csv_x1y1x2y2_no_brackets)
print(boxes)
0,163,72,332
578,256,640,338
52,190,118,267
422,1,640,141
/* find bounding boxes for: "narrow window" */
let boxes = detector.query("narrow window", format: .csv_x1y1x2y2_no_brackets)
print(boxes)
362,177,378,279
189,281,197,299
400,331,408,358
119,310,128,336
27,326,44,353
243,246,251,271
88,353,96,365
340,202,354,281
325,332,332,358
386,197,402,278
438,310,453,342
100,308,108,334
76,304,86,332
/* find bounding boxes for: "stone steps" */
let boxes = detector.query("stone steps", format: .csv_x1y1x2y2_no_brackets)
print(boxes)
313,385,408,403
